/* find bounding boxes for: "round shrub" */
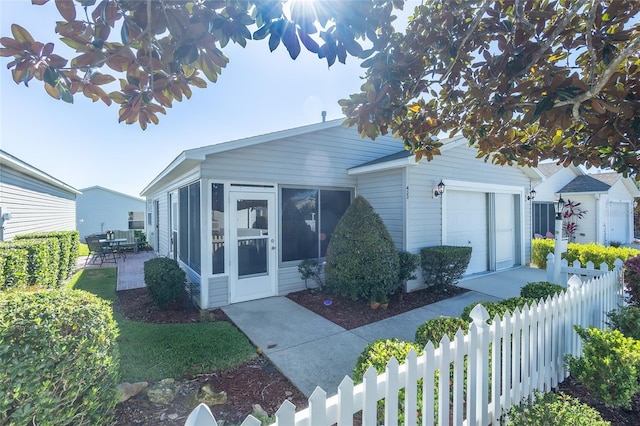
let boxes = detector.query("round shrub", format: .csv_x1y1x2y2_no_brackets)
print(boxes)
144,257,186,308
415,316,469,348
566,326,640,409
520,281,566,301
461,297,534,322
354,339,423,424
0,289,120,425
325,196,399,302
607,306,640,340
506,392,610,425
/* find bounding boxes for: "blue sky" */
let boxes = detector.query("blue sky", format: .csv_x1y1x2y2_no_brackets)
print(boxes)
0,1,413,198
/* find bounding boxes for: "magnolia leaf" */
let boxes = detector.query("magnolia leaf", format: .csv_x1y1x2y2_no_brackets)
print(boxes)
44,81,60,99
55,0,76,22
108,91,127,104
43,66,59,86
90,73,116,85
282,23,300,60
31,0,51,5
11,24,35,45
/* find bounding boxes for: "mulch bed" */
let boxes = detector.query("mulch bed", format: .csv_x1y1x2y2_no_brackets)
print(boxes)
286,284,469,330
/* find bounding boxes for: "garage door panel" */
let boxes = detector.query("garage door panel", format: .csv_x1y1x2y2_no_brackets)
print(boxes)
447,191,488,274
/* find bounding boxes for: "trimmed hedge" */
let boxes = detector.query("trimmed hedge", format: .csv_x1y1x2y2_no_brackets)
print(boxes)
0,246,28,291
607,306,640,340
0,231,80,290
531,239,638,269
144,257,186,308
421,245,471,289
325,196,400,303
0,289,120,425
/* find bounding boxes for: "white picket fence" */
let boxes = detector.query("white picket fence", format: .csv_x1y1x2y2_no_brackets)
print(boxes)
186,267,624,426
545,253,624,283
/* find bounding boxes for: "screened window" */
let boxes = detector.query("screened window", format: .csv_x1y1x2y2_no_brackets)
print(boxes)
281,187,351,262
179,182,201,273
533,202,556,237
128,211,145,230
212,183,224,274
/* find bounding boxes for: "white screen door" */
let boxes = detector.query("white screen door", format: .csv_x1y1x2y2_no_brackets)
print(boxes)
229,190,277,303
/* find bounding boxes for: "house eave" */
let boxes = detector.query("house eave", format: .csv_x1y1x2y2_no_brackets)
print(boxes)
0,150,81,195
348,155,417,175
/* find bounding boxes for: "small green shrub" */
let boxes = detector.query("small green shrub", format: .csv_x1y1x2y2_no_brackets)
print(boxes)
0,289,120,425
607,306,640,340
461,297,534,322
531,238,555,268
420,245,471,289
14,231,80,283
519,281,565,302
565,326,640,409
144,257,186,308
415,317,469,348
325,196,399,302
505,392,610,425
354,339,424,424
398,251,420,284
623,255,640,306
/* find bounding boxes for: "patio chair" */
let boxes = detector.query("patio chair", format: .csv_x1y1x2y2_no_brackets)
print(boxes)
85,235,117,266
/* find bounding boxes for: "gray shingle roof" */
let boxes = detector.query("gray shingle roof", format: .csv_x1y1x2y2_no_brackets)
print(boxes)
354,150,413,168
537,162,564,178
558,175,611,193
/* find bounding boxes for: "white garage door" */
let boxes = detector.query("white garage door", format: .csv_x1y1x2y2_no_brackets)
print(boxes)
446,191,488,274
609,202,630,244
495,193,516,270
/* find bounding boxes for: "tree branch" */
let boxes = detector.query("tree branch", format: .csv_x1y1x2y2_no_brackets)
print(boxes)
440,0,490,83
555,35,640,119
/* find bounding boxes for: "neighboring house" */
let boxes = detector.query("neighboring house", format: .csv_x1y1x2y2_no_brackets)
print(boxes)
0,149,80,241
76,186,146,240
532,162,639,244
141,120,540,309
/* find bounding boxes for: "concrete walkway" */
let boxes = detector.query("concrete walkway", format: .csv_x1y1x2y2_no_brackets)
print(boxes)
222,266,547,397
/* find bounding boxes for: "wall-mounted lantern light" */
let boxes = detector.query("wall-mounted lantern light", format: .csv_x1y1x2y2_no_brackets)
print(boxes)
554,194,566,220
433,180,445,198
527,189,537,201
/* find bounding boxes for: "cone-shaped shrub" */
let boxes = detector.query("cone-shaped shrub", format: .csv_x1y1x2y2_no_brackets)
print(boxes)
325,196,399,302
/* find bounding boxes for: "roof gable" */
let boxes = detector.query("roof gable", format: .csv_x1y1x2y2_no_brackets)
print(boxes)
558,175,611,193
0,149,80,195
79,185,144,202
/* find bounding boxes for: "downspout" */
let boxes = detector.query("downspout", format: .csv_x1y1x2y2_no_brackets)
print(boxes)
595,193,601,244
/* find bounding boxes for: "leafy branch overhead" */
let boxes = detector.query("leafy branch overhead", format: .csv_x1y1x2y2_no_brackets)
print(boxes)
0,0,401,129
339,0,640,175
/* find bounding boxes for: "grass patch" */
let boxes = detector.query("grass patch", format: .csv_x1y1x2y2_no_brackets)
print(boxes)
67,268,256,382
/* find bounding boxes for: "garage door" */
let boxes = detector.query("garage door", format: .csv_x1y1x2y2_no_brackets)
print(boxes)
446,191,488,274
609,202,629,244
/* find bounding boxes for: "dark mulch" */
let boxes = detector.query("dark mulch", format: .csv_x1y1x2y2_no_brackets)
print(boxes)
286,285,469,330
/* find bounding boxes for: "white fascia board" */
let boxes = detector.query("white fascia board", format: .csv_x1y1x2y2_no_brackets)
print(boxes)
348,155,418,175
443,179,525,194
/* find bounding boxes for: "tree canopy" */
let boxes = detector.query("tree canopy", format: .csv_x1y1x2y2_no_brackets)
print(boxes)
340,0,640,175
0,0,401,129
2,0,640,176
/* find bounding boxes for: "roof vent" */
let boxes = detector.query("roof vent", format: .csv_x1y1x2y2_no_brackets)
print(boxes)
321,110,326,122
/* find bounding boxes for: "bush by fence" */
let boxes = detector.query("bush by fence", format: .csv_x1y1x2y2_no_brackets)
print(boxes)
0,231,79,291
532,239,638,269
0,289,120,425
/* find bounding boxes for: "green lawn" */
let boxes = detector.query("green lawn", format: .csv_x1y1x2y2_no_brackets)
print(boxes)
66,268,256,382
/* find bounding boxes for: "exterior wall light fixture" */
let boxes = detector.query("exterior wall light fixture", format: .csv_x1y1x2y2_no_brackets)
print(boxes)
527,189,537,201
433,180,445,198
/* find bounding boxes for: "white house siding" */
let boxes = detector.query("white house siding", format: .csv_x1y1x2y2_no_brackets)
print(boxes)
76,186,146,240
356,168,405,248
0,166,76,241
565,195,597,244
605,180,635,243
533,166,577,201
